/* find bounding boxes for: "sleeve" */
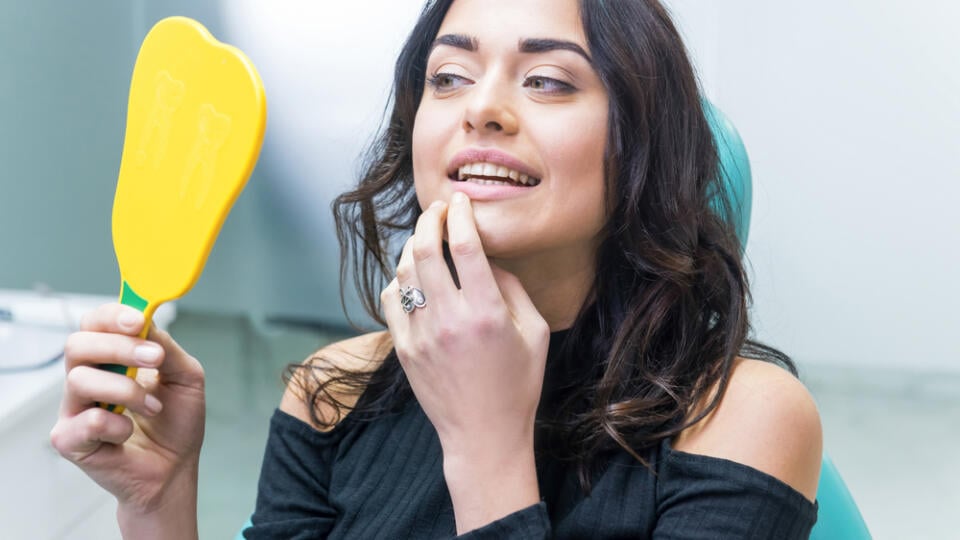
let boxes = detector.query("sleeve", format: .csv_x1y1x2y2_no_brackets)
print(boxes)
454,502,552,539
244,409,344,540
654,451,818,540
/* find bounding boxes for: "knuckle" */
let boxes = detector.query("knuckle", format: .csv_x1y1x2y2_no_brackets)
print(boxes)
395,263,414,282
86,407,109,435
81,303,114,330
396,337,429,362
65,365,87,390
78,310,93,331
48,424,65,454
401,236,416,256
411,340,431,360
393,341,412,363
411,241,435,263
449,238,480,257
81,418,100,445
190,357,206,382
62,333,82,362
474,316,499,337
435,324,458,347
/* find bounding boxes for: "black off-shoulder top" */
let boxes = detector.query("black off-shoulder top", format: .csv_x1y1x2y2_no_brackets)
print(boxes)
246,331,818,539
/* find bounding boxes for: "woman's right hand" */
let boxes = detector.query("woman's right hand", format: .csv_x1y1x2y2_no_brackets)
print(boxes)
49,303,205,517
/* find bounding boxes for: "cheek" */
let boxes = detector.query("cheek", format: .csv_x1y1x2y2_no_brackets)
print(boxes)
412,106,444,207
413,102,455,157
542,112,608,205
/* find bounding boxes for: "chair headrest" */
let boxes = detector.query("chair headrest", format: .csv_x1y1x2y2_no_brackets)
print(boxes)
703,100,753,250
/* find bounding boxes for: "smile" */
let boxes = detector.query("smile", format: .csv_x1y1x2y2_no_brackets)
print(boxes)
454,162,541,186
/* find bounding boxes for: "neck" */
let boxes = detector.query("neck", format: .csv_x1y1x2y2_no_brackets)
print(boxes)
490,247,595,331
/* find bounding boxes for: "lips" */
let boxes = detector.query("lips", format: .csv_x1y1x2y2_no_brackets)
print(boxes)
447,149,542,187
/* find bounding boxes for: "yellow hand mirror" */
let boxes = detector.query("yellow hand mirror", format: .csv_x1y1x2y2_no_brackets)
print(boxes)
100,17,266,413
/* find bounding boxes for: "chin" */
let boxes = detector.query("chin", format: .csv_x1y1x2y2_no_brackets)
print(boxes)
473,220,532,260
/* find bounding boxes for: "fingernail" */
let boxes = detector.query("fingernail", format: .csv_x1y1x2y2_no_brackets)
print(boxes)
430,200,444,209
144,394,163,415
119,310,141,330
134,344,162,365
452,192,468,204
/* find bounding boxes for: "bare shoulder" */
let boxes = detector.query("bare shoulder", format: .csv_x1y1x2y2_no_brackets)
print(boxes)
279,330,392,431
672,358,823,502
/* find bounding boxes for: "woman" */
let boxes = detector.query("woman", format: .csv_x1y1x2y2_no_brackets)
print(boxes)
50,0,822,538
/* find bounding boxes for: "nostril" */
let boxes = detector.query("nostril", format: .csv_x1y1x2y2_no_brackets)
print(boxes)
485,121,503,131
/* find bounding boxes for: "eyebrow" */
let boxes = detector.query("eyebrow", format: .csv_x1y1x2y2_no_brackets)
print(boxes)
431,34,478,53
519,38,592,63
430,34,593,64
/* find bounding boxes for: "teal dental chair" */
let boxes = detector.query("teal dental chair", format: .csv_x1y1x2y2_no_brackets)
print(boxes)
705,100,871,540
235,104,870,539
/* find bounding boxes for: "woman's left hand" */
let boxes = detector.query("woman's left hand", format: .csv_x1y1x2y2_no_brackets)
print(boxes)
381,192,549,531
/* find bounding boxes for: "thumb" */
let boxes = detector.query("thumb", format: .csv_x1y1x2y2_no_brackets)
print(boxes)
489,264,540,325
147,325,205,386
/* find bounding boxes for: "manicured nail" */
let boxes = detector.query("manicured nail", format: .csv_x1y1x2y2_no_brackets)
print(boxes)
134,344,162,365
430,200,444,209
144,394,163,415
452,192,468,204
119,310,141,330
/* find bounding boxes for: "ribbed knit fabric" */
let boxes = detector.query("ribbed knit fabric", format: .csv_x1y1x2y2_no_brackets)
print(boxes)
247,332,818,539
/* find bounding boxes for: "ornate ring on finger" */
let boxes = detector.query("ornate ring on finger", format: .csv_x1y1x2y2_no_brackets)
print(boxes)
399,286,426,313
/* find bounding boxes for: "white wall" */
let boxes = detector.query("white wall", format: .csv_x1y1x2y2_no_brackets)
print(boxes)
218,1,425,328
222,0,960,370
666,0,960,373
3,1,954,367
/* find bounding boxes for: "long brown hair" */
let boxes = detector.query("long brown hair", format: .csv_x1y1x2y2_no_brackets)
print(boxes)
287,0,794,490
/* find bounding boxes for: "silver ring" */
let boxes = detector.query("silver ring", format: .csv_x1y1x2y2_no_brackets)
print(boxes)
400,286,426,313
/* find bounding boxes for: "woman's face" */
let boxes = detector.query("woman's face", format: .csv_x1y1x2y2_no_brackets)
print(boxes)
412,0,609,263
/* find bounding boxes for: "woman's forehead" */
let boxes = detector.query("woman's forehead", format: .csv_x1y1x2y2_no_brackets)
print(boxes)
437,0,587,51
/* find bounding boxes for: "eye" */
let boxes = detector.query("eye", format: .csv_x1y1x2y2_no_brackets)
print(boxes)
522,76,575,95
426,72,472,93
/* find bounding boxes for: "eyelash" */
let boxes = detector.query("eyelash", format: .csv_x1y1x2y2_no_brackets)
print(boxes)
426,73,469,92
522,76,575,95
426,72,576,95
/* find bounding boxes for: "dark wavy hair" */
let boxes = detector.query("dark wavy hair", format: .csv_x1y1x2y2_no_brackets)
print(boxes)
287,0,794,490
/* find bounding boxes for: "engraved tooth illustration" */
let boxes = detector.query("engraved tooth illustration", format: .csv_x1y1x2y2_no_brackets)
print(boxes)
180,103,232,208
135,70,185,169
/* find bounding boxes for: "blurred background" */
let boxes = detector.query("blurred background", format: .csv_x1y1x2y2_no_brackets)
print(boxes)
0,0,956,538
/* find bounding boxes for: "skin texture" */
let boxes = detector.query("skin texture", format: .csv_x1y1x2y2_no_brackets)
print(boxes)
671,358,823,501
412,0,608,330
51,1,822,537
50,303,205,539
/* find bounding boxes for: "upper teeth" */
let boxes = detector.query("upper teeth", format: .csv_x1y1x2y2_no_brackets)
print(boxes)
457,162,539,186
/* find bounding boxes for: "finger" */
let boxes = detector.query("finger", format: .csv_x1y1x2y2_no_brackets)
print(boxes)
412,200,456,300
490,264,540,324
79,303,147,337
394,236,430,316
63,365,162,418
446,192,497,301
146,326,204,384
50,407,135,461
380,277,411,359
64,331,164,371
395,236,419,289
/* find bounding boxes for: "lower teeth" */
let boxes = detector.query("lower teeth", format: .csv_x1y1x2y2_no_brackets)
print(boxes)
470,178,512,186
460,176,534,186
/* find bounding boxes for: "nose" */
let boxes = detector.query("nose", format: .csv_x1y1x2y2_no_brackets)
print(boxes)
462,77,519,136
